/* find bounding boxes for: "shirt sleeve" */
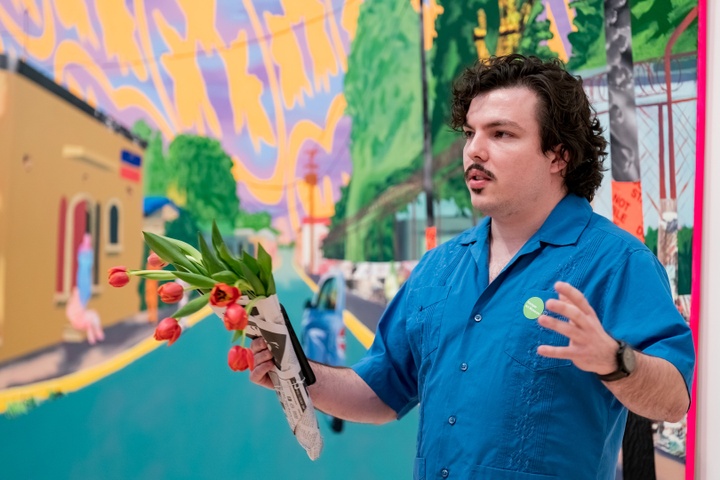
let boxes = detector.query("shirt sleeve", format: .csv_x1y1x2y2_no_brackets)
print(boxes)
352,280,419,418
599,248,695,394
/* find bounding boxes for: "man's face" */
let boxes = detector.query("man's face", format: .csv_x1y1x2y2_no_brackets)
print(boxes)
462,86,563,220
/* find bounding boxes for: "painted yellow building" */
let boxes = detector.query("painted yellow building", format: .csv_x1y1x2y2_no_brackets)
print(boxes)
0,55,145,364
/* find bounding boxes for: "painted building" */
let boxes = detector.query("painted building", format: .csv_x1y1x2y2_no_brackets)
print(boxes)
0,55,145,364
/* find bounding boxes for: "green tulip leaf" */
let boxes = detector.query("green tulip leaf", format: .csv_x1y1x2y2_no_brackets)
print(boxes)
198,233,225,275
260,269,276,296
238,263,265,297
172,292,210,318
257,243,272,274
143,231,201,274
165,237,203,262
128,270,177,281
216,244,246,278
231,330,244,343
256,244,275,295
211,221,228,256
171,271,217,290
211,270,239,284
242,251,261,275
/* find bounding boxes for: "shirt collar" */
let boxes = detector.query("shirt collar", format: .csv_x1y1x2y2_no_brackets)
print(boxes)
536,194,592,246
456,194,591,247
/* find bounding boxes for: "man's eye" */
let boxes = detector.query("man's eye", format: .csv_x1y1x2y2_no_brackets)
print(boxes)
495,131,511,138
463,130,473,138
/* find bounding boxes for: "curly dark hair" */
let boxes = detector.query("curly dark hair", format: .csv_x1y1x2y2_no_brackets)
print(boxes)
450,54,607,202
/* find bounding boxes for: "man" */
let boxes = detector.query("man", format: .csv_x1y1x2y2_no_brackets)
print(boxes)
250,55,694,479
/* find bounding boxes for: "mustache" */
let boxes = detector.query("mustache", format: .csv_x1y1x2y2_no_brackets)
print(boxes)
464,163,495,182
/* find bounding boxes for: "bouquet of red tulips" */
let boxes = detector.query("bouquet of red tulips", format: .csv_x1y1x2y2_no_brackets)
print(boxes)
108,222,323,459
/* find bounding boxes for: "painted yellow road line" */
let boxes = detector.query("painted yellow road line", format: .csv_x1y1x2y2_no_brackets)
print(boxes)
343,311,374,349
0,307,211,414
291,259,375,349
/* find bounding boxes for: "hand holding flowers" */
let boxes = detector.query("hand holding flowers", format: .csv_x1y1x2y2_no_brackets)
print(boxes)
107,221,276,372
107,221,323,459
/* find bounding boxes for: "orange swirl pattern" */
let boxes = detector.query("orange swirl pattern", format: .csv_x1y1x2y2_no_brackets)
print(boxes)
0,0,371,239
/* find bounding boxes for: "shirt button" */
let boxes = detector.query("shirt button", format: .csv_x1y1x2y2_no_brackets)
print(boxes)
448,416,456,425
441,468,449,478
474,314,482,322
460,362,468,371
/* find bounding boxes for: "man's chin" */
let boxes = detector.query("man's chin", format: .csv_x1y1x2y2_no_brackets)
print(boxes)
470,192,493,214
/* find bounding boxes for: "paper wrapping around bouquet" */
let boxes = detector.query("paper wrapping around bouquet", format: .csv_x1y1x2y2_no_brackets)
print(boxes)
214,295,323,460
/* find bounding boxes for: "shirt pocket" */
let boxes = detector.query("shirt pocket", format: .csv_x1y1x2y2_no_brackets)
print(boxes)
504,289,572,371
406,285,451,359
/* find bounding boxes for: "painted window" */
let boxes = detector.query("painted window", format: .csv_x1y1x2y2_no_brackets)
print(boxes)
106,201,122,254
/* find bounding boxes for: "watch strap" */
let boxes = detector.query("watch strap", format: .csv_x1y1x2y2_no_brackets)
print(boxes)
597,340,632,382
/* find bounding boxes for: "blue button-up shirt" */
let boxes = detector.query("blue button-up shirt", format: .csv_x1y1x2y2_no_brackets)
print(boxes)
353,194,695,479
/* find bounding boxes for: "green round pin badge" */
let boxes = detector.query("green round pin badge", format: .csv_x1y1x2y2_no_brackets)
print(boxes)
523,296,544,319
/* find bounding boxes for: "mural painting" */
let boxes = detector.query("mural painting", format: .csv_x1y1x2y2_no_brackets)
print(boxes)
0,1,702,478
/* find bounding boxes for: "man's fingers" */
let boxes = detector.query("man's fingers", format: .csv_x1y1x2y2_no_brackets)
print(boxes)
249,360,274,387
537,345,570,359
538,314,573,337
554,281,595,316
545,298,583,325
250,336,268,353
252,348,273,364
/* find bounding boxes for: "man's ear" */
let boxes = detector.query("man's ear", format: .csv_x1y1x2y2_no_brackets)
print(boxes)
549,145,568,174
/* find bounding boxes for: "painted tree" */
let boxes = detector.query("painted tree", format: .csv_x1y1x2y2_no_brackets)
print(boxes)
165,135,240,231
343,0,425,261
516,0,557,60
567,0,607,71
132,120,169,197
630,0,698,61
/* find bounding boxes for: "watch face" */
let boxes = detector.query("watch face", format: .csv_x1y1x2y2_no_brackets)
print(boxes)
621,344,637,373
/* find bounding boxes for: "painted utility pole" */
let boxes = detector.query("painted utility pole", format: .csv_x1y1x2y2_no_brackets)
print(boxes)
604,2,653,478
419,0,436,250
304,147,318,274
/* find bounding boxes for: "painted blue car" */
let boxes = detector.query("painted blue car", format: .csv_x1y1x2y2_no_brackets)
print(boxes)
301,270,346,367
301,270,347,432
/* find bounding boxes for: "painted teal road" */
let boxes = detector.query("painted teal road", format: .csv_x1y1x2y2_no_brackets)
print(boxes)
0,247,418,479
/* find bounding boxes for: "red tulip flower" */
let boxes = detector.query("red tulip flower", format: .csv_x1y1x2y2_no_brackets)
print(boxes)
158,282,184,304
108,266,130,288
209,283,240,307
228,345,255,371
154,318,182,345
223,303,249,331
147,251,168,269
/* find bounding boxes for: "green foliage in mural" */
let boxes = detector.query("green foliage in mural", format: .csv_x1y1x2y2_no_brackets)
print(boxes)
517,0,557,61
430,0,489,156
343,0,425,261
630,0,698,61
165,135,239,231
568,0,699,71
235,210,276,233
322,183,349,259
644,226,693,296
133,120,169,196
364,214,396,262
435,162,472,217
567,0,607,71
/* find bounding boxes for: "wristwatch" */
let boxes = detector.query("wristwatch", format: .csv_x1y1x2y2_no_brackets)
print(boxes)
597,339,636,382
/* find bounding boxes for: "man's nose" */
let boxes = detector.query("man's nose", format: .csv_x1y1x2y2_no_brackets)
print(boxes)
465,134,489,162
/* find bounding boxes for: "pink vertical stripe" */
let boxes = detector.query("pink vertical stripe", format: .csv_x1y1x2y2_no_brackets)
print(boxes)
686,1,706,479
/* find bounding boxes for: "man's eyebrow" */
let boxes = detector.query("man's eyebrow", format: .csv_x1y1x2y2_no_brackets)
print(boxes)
463,120,525,131
484,119,525,131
